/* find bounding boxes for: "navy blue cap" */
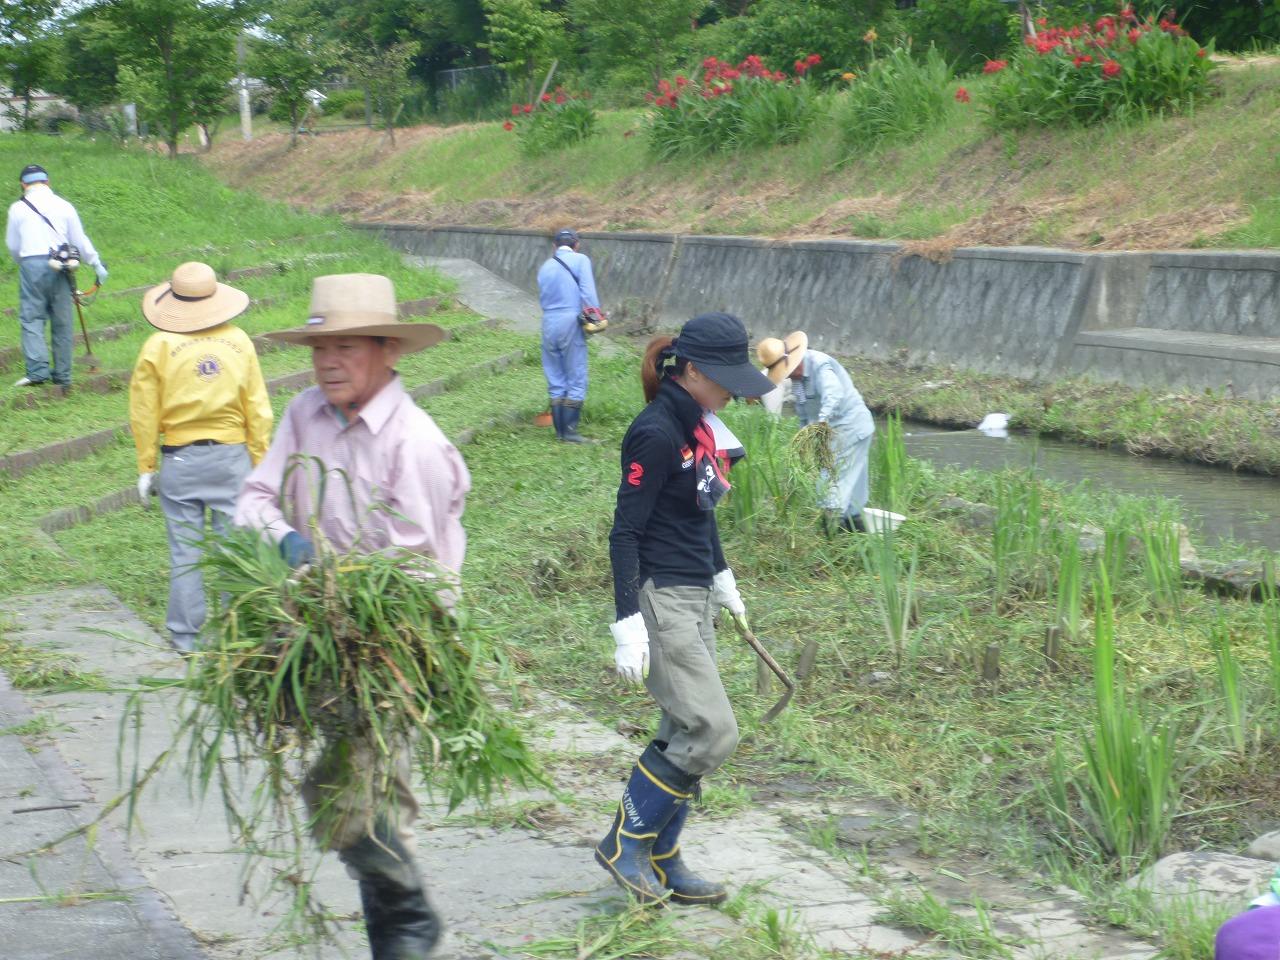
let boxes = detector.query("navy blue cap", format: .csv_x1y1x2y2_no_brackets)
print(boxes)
673,313,775,398
554,228,579,247
20,164,48,184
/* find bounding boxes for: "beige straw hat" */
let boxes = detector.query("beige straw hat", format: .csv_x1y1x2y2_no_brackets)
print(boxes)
756,330,808,385
264,273,445,354
142,262,250,334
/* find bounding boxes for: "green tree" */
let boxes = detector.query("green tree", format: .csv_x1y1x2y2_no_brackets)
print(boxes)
252,2,339,146
104,0,239,157
481,0,562,100
908,0,1016,70
717,0,900,74
568,0,700,87
347,36,418,145
1,34,55,129
47,9,122,111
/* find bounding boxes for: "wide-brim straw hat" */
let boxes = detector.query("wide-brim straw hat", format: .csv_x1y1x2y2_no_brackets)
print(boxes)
757,330,808,385
264,273,445,354
142,262,250,334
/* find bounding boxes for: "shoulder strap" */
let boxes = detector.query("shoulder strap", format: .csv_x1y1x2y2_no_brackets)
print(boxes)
553,254,581,289
21,195,64,241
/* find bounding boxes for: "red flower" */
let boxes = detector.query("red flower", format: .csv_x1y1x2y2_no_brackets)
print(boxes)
675,75,688,87
806,53,822,66
522,103,533,113
954,86,970,103
1127,28,1141,43
511,104,520,116
1102,59,1121,77
1197,47,1207,57
982,59,1007,74
1072,54,1093,67
794,59,808,74
1036,16,1047,26
1095,15,1114,30
502,120,514,131
773,71,787,81
1120,5,1136,20
540,92,551,103
555,93,567,104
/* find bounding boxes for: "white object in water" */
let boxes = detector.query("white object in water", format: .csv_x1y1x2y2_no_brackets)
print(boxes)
977,412,1010,438
863,507,906,534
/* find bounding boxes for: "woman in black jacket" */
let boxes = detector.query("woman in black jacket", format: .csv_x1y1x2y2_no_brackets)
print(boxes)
596,313,774,905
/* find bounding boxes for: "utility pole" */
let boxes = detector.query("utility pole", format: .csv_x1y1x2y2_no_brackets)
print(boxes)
238,31,252,141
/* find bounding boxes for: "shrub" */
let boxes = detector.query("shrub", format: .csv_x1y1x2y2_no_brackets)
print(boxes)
504,88,598,157
319,88,366,119
983,9,1215,129
834,45,953,154
908,0,1019,71
645,54,824,159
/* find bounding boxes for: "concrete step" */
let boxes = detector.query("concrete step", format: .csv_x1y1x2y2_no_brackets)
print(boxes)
1071,327,1280,400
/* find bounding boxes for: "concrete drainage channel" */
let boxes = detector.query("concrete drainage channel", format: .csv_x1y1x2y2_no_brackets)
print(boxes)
365,223,1280,402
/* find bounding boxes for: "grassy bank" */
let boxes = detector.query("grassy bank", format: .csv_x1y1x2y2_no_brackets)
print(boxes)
204,59,1280,251
846,355,1280,475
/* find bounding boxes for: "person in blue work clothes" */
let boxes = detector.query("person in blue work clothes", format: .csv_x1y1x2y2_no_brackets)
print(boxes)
758,330,875,533
536,227,602,443
597,313,775,906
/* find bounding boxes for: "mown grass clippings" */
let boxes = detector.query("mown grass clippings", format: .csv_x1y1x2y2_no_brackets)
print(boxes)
877,887,1015,959
0,633,110,694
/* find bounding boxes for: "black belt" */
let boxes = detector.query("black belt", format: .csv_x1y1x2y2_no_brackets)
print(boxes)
161,439,224,454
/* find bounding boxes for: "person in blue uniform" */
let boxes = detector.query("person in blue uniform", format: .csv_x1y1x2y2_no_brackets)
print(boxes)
536,228,600,443
597,313,775,906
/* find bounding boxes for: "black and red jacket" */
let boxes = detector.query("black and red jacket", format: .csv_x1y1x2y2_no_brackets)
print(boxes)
609,377,727,621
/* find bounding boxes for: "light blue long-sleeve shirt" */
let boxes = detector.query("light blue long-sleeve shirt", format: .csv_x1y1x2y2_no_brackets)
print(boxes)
793,349,874,441
537,246,599,325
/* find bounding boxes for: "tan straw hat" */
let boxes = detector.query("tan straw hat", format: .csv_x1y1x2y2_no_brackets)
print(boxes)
756,330,808,385
264,273,445,354
142,262,249,334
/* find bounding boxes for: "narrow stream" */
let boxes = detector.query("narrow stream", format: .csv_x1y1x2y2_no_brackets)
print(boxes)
900,422,1280,553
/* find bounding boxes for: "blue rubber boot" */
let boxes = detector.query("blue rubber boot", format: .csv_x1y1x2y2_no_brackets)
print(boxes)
595,742,696,905
651,799,728,905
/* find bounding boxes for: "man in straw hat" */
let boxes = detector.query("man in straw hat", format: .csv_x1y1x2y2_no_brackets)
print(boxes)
757,331,875,533
130,262,271,653
235,273,467,959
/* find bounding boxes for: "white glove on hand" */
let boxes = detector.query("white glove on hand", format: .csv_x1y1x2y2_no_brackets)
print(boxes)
137,472,155,505
712,568,747,617
610,613,650,687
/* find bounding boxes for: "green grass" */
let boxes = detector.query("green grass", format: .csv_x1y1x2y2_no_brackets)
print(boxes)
877,888,1015,959
208,61,1280,248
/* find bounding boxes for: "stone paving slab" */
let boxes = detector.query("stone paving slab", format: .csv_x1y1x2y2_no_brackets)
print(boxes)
0,586,1163,959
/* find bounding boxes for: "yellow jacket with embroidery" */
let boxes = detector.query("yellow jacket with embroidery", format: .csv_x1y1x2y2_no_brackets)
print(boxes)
128,323,272,474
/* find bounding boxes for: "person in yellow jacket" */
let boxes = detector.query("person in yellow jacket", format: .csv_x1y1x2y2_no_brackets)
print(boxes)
129,262,272,652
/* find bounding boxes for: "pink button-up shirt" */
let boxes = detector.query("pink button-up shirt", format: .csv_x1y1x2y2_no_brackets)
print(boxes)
235,376,470,578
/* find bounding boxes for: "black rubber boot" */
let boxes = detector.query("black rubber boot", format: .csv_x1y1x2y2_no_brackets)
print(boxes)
595,741,696,905
548,399,563,439
651,797,728,905
339,823,441,960
559,401,589,444
840,513,867,533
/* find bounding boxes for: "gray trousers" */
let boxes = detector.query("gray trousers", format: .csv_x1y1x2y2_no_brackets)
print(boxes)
639,581,739,777
157,442,251,651
18,256,74,385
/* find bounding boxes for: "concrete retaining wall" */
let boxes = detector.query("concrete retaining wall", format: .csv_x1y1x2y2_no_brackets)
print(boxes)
365,223,1280,395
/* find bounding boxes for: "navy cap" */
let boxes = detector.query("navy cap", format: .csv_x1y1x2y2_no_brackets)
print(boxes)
20,164,48,184
673,313,775,398
554,228,579,247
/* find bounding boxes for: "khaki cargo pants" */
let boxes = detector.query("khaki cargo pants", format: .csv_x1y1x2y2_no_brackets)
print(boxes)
302,736,419,852
639,580,740,777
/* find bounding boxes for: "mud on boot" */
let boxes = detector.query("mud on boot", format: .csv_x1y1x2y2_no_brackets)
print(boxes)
650,798,727,905
339,822,441,959
595,741,697,906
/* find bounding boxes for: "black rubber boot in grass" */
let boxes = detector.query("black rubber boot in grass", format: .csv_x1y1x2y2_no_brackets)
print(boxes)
549,399,565,440
559,400,589,444
595,741,696,905
650,799,728,905
340,824,441,960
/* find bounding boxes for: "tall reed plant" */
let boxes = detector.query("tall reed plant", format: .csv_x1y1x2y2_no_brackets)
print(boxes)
870,412,920,514
1045,566,1180,867
720,406,805,538
1054,529,1084,642
1138,518,1184,624
991,471,1048,611
857,523,921,669
1261,557,1280,724
835,46,953,155
1210,618,1249,755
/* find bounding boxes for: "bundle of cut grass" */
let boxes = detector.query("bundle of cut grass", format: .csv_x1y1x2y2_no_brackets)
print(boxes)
182,527,541,816
790,421,836,472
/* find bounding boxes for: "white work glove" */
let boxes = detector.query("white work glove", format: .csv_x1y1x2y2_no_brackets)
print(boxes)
137,472,155,505
712,568,747,618
95,263,108,285
610,613,650,687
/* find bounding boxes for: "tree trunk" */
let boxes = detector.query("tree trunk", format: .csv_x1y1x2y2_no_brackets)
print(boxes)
167,137,178,159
